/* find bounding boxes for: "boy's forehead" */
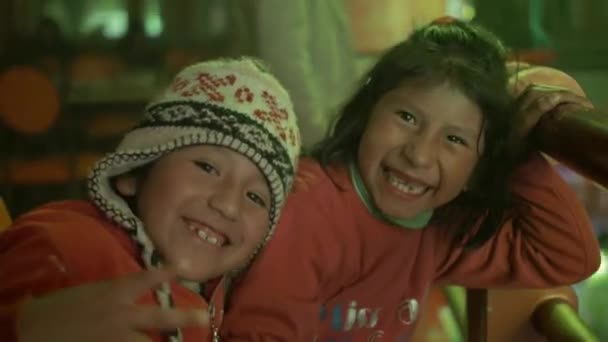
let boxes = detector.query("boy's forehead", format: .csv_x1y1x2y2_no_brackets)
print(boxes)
172,144,268,179
171,144,245,162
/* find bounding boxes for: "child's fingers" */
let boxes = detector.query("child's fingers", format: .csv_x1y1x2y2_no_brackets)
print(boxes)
112,269,176,302
557,94,594,111
519,85,592,114
552,103,594,120
512,84,595,139
532,92,592,115
126,306,209,330
517,84,564,111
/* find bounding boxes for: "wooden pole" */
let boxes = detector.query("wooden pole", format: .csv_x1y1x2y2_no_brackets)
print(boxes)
532,298,599,341
466,289,488,342
534,108,608,189
465,106,607,342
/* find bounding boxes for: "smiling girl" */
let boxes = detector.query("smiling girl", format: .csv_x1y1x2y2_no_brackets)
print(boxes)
222,19,599,341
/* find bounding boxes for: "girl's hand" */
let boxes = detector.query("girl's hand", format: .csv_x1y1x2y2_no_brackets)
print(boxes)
507,65,594,140
514,83,594,139
18,269,209,342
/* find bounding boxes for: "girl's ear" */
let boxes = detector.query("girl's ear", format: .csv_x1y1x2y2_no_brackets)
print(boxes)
114,174,137,196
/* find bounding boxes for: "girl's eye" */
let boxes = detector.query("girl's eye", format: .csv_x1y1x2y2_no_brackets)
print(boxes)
246,192,268,209
396,110,417,124
194,161,219,175
447,135,468,146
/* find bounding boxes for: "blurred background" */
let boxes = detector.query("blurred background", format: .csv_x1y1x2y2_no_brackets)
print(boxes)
0,0,607,339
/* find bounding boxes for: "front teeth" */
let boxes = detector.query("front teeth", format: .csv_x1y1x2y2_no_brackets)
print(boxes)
387,173,426,195
189,224,222,246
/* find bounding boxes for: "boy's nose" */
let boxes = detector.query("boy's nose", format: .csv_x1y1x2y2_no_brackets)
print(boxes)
208,185,240,221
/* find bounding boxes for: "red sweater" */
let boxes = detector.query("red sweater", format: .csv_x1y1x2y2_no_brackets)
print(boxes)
222,153,601,341
0,201,224,342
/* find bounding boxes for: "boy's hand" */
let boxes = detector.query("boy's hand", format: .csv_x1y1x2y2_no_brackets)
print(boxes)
18,269,209,342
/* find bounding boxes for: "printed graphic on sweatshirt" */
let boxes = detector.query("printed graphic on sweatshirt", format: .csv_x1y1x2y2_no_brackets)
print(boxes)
317,298,419,341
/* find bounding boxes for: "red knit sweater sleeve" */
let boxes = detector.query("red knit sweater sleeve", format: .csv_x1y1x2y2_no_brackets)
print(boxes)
221,160,355,341
434,152,601,287
0,220,70,341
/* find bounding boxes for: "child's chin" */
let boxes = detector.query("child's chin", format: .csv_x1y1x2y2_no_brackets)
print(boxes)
379,204,425,221
178,269,220,283
170,255,250,282
168,259,216,282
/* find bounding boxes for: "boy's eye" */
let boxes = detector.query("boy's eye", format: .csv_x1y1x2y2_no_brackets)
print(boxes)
246,192,268,209
396,110,417,124
194,161,219,175
447,135,468,146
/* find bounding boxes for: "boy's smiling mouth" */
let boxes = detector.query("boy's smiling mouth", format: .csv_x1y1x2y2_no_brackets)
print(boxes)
184,218,229,247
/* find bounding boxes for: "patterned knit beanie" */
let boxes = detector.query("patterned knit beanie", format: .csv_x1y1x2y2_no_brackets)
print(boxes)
87,57,300,341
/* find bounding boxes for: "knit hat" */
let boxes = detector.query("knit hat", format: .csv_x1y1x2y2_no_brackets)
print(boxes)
87,58,300,341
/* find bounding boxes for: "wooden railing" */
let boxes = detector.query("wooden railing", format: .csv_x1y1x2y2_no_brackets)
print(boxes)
467,107,607,342
534,108,608,189
533,298,599,341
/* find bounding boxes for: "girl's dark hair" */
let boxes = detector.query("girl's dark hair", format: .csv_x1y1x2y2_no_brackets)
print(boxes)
312,19,520,248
